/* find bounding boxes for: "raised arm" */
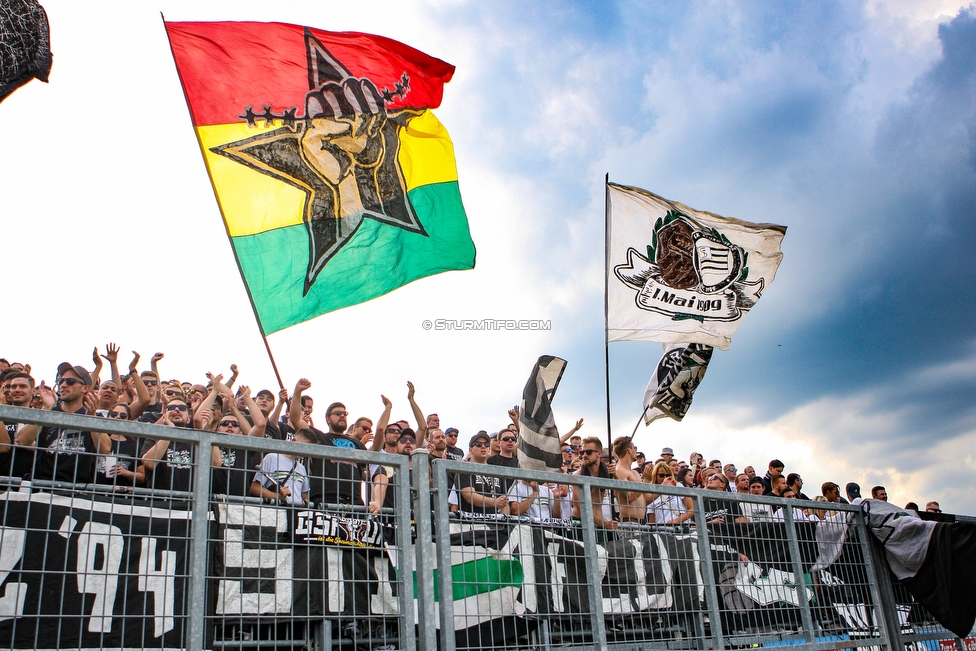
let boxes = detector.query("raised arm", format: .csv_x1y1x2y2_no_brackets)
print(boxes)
289,378,312,431
127,352,151,419
406,381,427,440
225,363,239,389
559,418,584,443
269,388,288,427
192,376,221,430
238,386,267,438
101,343,121,389
371,395,392,452
91,347,103,388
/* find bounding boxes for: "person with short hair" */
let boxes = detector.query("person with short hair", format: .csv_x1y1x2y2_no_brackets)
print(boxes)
250,428,313,505
787,473,809,500
762,459,785,495
822,482,841,503
734,473,750,493
743,465,756,479
572,436,617,530
612,436,646,522
20,363,111,484
458,432,508,515
644,461,694,525
925,501,942,513
444,427,464,460
871,485,888,501
702,473,748,523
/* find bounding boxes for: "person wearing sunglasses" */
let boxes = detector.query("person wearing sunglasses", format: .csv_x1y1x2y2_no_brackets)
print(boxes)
458,432,509,515
487,429,519,492
571,437,617,530
95,402,147,489
142,397,223,495
18,362,111,484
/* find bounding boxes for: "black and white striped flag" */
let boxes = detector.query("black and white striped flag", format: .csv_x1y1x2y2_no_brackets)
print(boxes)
643,342,713,424
517,355,567,472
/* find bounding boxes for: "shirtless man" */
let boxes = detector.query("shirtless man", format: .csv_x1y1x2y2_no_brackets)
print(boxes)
612,436,646,522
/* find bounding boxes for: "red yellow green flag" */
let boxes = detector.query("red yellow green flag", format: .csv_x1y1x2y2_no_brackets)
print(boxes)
164,21,475,334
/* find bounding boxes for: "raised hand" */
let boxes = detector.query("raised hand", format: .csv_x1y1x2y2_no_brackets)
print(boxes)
102,343,119,364
278,388,289,403
574,418,584,430
92,347,102,369
508,407,519,423
295,378,312,392
83,391,98,415
152,352,164,364
36,382,56,409
129,351,140,373
406,381,415,400
381,394,392,409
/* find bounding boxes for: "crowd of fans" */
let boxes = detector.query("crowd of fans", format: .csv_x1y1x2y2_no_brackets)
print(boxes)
0,350,946,527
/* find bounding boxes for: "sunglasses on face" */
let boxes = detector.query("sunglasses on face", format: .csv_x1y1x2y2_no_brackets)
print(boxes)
501,437,516,443
108,411,129,419
330,411,348,417
580,449,599,456
58,378,86,387
143,379,158,386
164,390,183,397
385,427,400,434
471,442,490,448
399,438,416,445
219,420,239,428
166,404,188,412
360,426,372,433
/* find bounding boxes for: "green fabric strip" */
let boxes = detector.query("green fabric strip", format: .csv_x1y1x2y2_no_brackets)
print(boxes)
231,181,475,334
411,557,524,601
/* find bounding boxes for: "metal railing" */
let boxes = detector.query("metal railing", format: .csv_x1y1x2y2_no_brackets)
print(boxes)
0,403,971,651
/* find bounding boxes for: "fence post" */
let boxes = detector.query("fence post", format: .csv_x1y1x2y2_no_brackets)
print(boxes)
186,429,214,651
782,506,817,641
431,460,456,651
857,510,904,651
692,493,726,651
577,478,609,651
411,450,437,651
395,454,419,651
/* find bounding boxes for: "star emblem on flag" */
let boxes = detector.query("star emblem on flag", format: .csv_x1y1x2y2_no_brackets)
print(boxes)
211,29,428,295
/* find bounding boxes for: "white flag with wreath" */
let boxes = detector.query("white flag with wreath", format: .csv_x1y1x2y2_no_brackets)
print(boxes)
607,183,786,350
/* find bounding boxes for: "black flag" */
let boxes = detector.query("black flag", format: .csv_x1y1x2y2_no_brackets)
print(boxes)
0,0,52,103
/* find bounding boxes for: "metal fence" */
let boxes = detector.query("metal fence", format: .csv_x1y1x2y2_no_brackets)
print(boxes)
0,403,971,651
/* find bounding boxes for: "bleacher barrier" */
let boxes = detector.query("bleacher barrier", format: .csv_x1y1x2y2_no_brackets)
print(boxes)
0,403,971,651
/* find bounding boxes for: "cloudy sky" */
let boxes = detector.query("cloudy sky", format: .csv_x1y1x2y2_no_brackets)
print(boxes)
3,0,974,512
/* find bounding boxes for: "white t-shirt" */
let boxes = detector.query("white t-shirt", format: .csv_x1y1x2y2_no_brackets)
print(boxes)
646,493,687,525
507,482,556,520
253,453,310,505
741,501,775,522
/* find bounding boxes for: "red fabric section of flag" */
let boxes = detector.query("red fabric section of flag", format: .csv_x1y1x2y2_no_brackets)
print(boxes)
165,21,455,127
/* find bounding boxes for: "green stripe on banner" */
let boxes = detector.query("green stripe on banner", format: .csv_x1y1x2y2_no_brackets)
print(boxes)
412,557,524,601
231,181,475,334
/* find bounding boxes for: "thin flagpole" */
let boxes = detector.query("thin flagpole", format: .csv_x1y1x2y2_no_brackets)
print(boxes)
630,405,649,437
604,172,612,450
161,14,285,391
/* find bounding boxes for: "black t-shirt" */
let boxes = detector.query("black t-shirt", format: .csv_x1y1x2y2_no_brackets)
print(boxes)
142,433,195,494
213,443,260,497
445,445,464,461
487,454,519,491
702,495,744,522
457,467,506,514
0,422,36,484
34,406,98,484
95,436,146,486
305,430,366,506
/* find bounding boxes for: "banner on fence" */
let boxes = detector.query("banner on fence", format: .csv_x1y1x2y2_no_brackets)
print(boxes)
0,491,190,650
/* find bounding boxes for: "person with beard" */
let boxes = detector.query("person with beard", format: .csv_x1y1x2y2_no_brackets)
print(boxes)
141,396,222,495
0,371,37,482
290,378,365,507
572,437,617,531
19,363,111,484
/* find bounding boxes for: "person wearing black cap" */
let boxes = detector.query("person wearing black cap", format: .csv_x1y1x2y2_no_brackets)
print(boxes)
458,432,508,515
19,362,111,483
444,427,463,461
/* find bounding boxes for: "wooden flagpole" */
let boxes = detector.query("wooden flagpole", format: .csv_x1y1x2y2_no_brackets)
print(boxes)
161,13,285,391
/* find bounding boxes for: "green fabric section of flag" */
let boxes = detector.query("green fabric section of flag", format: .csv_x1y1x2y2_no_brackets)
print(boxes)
411,557,524,601
231,181,474,334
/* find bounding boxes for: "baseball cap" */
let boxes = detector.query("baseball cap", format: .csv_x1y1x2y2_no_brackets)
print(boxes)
57,362,92,387
636,451,646,459
469,432,490,447
256,389,275,399
445,427,459,436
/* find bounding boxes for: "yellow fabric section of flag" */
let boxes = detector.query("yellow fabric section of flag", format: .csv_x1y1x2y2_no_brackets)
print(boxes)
195,110,459,238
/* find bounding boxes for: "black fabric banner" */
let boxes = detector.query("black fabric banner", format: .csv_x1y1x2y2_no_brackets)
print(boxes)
0,492,189,649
